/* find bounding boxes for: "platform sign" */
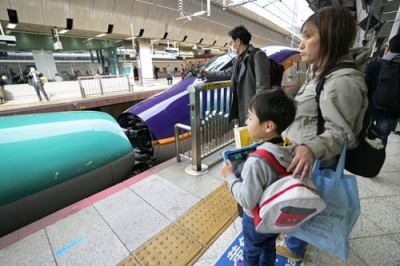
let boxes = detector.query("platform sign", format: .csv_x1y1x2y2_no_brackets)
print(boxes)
214,231,303,266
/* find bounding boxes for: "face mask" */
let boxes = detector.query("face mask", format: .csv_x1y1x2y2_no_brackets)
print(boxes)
230,42,238,54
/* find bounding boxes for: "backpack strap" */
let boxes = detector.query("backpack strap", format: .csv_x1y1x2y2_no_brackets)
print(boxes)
249,149,290,227
250,149,290,177
315,63,357,135
248,47,261,74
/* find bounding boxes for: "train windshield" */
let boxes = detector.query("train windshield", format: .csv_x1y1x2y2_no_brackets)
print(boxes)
184,52,235,78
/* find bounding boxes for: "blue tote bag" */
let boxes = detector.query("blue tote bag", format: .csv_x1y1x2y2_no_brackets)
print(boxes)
290,141,360,261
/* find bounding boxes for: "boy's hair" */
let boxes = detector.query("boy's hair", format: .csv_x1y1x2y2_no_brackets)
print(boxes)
389,34,400,53
248,88,296,134
228,25,252,45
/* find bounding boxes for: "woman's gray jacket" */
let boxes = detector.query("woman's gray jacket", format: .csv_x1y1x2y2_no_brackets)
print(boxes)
284,47,370,167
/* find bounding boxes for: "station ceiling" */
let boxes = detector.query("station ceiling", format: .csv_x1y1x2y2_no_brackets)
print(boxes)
0,0,398,53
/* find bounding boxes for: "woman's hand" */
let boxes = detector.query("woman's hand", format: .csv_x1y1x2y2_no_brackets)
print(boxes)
221,159,234,178
287,145,316,181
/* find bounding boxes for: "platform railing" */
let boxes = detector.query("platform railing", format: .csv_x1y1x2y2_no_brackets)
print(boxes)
175,81,236,174
78,75,132,98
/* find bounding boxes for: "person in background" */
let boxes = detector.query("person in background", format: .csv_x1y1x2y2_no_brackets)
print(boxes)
276,5,369,262
166,65,173,85
54,73,63,82
201,25,271,218
200,25,270,127
134,66,139,81
180,64,185,78
0,77,5,104
27,67,49,101
154,65,159,79
222,89,296,266
1,75,12,85
364,34,400,146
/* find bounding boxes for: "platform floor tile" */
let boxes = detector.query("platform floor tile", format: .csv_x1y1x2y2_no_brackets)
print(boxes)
118,183,238,266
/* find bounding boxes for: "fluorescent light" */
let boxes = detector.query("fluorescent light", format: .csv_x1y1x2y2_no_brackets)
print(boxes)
96,33,106,37
192,11,207,17
7,23,17,29
59,29,69,34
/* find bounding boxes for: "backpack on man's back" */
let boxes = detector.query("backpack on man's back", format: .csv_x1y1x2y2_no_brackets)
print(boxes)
248,48,285,88
372,55,400,113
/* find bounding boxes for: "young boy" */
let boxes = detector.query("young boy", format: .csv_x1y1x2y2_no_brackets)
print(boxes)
222,88,296,266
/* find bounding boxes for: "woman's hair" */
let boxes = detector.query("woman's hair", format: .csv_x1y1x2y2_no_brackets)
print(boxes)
302,5,356,81
228,25,252,45
248,88,296,134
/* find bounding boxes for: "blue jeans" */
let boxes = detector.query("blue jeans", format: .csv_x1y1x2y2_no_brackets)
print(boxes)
376,117,398,146
242,213,278,266
285,234,308,256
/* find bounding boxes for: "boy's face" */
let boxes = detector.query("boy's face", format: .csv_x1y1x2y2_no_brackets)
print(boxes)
246,108,266,140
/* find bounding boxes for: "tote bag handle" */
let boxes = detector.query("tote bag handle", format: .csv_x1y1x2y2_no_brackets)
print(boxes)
312,140,348,181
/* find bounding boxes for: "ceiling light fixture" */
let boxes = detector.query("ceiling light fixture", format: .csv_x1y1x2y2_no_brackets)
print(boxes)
58,18,73,35
96,24,114,38
6,9,18,29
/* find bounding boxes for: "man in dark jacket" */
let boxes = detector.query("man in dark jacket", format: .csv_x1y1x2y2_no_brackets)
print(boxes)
27,67,49,101
364,34,400,146
200,25,270,127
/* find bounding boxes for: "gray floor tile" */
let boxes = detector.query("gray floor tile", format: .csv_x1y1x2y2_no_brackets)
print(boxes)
46,206,129,266
361,196,400,234
194,217,242,266
350,235,400,266
206,163,225,182
158,161,224,199
129,173,201,221
349,213,385,239
356,175,400,198
305,243,367,266
381,171,400,187
93,188,171,252
0,230,56,266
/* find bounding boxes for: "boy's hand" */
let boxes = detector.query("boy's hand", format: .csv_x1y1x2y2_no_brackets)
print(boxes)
221,159,234,177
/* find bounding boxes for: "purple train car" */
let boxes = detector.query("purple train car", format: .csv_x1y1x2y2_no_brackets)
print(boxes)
118,46,304,166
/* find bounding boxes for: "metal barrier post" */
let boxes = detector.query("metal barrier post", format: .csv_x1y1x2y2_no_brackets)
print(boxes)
176,81,234,175
98,78,104,95
189,86,202,171
78,78,86,98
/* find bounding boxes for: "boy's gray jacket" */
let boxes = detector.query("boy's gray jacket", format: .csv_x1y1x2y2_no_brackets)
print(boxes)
226,142,294,218
284,47,370,167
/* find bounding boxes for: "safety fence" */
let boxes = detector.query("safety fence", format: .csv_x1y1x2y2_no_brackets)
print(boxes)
174,81,237,174
78,75,132,98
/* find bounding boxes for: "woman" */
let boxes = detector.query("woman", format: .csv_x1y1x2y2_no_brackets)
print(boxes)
276,5,369,261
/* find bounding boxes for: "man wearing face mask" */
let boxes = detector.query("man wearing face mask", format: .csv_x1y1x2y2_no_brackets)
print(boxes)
200,25,270,127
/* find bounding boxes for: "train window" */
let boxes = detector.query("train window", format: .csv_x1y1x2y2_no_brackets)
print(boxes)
200,53,236,72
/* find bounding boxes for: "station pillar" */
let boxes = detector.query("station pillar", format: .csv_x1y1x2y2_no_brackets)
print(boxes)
389,5,400,40
135,39,154,86
32,50,58,80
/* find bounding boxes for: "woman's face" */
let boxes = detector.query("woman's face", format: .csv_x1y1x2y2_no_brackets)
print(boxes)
299,23,320,64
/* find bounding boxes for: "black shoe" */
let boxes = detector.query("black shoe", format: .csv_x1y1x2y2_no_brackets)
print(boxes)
39,99,42,101
237,203,243,218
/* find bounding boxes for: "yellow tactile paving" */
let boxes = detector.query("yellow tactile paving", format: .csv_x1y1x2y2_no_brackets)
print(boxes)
175,200,233,246
133,224,203,266
127,183,238,265
118,255,140,266
204,183,238,216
